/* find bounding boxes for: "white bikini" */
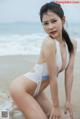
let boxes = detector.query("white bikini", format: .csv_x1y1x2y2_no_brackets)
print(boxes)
24,38,69,96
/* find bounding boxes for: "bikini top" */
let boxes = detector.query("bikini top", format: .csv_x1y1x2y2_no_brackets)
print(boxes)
36,38,70,75
55,39,69,72
34,37,69,76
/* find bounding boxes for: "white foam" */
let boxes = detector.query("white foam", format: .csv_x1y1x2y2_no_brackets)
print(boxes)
0,34,79,56
0,33,46,56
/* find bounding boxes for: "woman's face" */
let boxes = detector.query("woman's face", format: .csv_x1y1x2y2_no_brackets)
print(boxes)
42,11,64,39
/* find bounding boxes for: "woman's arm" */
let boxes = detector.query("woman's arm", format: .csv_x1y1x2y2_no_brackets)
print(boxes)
64,40,77,119
65,39,77,103
43,38,59,107
43,38,62,118
65,52,74,103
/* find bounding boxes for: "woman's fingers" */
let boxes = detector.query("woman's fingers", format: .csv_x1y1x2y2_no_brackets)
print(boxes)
49,107,62,119
68,108,74,119
64,107,67,114
64,105,74,119
49,111,53,119
53,116,62,119
50,114,61,119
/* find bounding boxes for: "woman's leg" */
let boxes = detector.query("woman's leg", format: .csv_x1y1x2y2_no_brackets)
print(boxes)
10,75,48,119
35,92,52,118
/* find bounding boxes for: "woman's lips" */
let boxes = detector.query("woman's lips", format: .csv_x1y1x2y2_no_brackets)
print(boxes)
49,31,57,35
50,31,57,34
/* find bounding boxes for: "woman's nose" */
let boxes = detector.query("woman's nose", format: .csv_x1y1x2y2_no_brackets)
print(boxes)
48,23,54,29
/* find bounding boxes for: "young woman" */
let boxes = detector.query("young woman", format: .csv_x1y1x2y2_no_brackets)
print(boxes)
10,2,77,119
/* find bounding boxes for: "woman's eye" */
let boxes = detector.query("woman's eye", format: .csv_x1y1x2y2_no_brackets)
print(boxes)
51,20,57,23
42,20,57,26
43,22,48,25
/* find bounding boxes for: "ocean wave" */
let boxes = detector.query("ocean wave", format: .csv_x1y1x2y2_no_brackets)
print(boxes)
0,34,79,56
0,33,46,56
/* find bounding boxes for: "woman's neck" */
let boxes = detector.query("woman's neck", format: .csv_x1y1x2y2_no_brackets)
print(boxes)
49,34,65,44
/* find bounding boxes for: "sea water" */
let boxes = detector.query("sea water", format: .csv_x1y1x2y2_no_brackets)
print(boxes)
0,22,80,56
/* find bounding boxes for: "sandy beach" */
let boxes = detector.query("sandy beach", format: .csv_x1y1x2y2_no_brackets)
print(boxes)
0,52,80,119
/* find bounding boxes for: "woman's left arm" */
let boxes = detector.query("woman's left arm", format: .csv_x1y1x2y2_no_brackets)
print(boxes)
65,39,77,103
64,40,77,118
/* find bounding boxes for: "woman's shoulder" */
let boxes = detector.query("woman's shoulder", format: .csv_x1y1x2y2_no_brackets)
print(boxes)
71,38,77,49
41,36,56,57
42,36,56,49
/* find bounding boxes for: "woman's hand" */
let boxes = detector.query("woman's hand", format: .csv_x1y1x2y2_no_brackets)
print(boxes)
49,106,62,119
64,102,74,119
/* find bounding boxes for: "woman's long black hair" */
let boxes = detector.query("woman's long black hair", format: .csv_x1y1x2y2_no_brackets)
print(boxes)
40,2,74,54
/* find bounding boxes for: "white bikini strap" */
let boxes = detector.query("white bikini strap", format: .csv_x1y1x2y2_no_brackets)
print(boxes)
33,80,42,96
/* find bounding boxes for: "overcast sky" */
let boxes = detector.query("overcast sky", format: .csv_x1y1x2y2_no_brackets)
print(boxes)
0,0,80,23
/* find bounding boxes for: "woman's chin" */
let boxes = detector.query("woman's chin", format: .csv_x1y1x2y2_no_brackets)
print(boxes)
50,34,58,39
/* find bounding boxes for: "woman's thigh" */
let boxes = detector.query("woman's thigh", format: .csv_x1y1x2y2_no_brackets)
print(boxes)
10,75,37,97
10,76,49,119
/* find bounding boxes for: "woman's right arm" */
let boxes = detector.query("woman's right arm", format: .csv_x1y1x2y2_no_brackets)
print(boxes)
43,39,61,118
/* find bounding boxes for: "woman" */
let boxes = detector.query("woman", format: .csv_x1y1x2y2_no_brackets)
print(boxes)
10,2,77,119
